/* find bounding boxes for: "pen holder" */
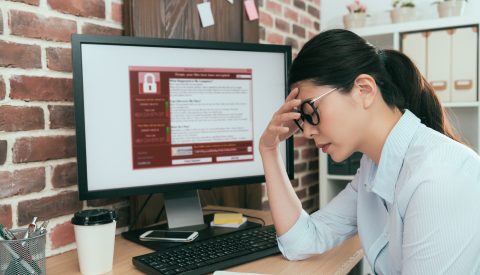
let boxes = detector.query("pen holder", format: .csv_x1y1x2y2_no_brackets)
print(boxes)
0,229,46,275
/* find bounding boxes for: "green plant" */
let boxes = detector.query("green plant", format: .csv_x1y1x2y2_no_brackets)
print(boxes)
393,0,416,8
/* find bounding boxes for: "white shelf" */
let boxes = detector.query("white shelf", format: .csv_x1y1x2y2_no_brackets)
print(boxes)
327,174,355,181
351,16,479,37
443,102,480,108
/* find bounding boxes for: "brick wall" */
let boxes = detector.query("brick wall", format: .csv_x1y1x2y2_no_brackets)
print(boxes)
0,0,125,256
258,0,321,214
0,0,322,257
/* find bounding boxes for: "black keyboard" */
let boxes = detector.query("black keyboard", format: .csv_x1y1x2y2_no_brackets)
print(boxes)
132,225,280,275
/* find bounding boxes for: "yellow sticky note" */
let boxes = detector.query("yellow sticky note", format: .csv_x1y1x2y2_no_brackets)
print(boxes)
213,213,244,224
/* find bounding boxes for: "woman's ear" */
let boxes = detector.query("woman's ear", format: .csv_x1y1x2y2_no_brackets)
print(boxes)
354,74,378,109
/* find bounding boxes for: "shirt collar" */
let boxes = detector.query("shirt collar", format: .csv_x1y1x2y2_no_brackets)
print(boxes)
367,109,421,204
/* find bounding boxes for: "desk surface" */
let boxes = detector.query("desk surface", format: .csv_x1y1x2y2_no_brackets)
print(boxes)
46,206,363,274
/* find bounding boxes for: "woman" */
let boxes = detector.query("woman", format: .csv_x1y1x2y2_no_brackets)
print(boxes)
259,29,480,274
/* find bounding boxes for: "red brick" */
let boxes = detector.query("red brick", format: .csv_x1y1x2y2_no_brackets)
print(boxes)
275,18,290,32
301,172,319,186
307,5,320,18
0,205,12,228
296,188,307,199
0,9,3,34
293,0,305,10
293,24,306,38
285,36,299,50
259,10,273,27
266,32,284,45
0,76,5,100
259,26,266,41
0,41,42,69
300,15,313,28
0,105,44,132
301,147,318,159
7,0,39,5
9,10,76,42
291,178,299,187
0,167,45,199
294,162,307,173
302,198,314,210
48,0,105,18
0,140,6,165
46,47,72,72
13,135,76,163
284,7,298,22
266,0,282,14
308,160,319,170
112,2,123,23
10,76,73,102
314,21,320,31
17,191,82,226
49,105,75,129
294,136,308,147
294,149,299,160
50,221,75,249
308,184,319,196
87,197,125,207
82,23,123,36
52,162,77,188
308,31,316,39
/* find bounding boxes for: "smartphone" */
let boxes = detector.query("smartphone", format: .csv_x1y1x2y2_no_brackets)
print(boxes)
139,230,199,242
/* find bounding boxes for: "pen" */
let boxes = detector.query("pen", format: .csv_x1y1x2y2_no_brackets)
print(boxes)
0,224,16,240
24,217,38,239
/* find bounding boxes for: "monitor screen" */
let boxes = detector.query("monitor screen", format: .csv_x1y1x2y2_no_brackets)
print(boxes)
72,35,293,200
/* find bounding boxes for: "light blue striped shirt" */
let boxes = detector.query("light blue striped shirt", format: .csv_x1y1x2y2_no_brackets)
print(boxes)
278,110,480,274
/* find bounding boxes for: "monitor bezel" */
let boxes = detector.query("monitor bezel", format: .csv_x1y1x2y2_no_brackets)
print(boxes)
71,34,293,200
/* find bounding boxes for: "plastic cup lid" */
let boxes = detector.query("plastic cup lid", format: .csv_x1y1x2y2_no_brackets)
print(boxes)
71,209,117,226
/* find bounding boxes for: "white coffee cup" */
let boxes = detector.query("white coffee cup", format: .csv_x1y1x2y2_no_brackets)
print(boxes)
71,209,117,275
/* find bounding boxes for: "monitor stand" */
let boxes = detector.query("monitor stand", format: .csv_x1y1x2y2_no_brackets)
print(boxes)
122,189,262,251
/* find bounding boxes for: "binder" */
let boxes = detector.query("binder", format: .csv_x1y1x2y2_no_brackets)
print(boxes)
451,26,478,102
427,29,452,102
401,32,427,77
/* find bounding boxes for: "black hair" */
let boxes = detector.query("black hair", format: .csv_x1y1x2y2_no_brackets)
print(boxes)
288,29,461,142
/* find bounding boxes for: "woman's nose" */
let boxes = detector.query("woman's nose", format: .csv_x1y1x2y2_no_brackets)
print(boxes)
302,122,317,139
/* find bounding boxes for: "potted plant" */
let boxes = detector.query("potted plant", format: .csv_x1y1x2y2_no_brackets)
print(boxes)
343,0,367,29
434,0,467,18
391,1,416,23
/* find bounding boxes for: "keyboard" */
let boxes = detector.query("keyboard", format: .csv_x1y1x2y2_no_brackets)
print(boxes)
132,225,280,275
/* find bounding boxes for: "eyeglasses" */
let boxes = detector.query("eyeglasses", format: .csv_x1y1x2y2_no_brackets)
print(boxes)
294,87,337,132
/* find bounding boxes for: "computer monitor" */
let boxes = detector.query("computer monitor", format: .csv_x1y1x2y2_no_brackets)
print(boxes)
71,34,293,230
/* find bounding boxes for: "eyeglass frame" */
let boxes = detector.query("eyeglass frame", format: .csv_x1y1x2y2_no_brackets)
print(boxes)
293,87,338,132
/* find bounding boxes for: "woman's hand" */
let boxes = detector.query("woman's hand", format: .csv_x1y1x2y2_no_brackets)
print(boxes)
259,88,302,153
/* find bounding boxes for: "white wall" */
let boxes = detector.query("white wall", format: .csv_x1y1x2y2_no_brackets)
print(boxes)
321,0,480,30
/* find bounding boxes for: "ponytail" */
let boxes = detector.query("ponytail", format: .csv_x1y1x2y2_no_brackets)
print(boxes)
378,50,462,143
288,29,462,143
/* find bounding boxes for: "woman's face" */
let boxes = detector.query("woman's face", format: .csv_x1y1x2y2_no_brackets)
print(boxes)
294,81,367,162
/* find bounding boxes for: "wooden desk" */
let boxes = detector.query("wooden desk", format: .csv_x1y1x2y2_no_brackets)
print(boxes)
47,206,363,274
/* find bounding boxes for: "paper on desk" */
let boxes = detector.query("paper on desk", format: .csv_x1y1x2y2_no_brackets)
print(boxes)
213,271,271,275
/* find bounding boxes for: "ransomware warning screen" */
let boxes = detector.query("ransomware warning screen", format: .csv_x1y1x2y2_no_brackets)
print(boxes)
129,67,254,169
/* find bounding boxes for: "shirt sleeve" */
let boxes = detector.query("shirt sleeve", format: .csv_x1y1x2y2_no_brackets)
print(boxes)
277,173,359,261
401,163,480,274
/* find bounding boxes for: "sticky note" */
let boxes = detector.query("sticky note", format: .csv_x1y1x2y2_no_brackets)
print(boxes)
197,2,215,28
244,0,259,21
213,213,244,224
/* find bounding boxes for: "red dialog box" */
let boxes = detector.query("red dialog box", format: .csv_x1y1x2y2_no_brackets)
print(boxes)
138,72,160,94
